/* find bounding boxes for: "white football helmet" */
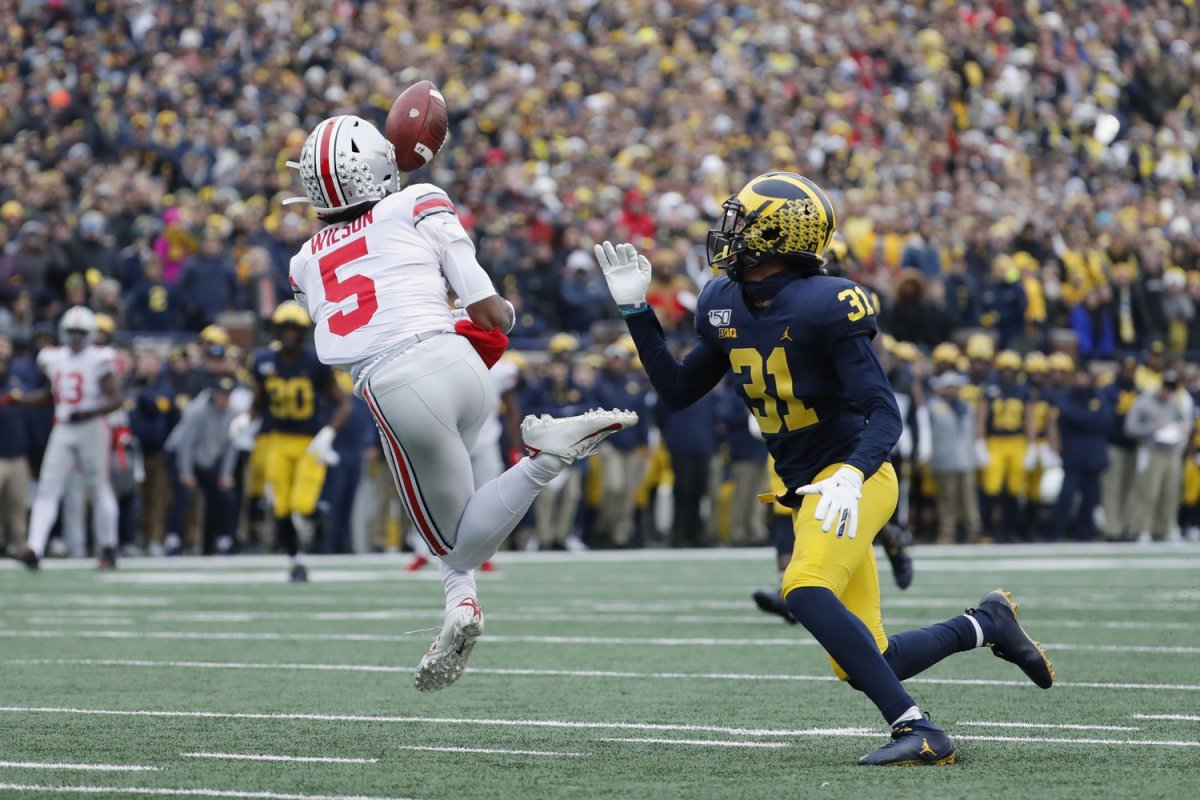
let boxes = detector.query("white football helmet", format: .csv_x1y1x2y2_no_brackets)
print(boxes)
60,306,97,350
284,116,399,217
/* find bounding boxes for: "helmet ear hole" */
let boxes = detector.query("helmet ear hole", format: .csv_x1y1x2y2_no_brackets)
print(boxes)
350,140,360,153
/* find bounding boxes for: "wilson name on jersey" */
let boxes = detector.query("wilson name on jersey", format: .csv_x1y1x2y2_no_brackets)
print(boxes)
252,345,332,436
695,275,882,488
288,184,487,368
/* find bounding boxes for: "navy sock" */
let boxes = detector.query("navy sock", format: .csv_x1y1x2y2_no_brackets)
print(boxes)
883,616,980,681
785,586,916,724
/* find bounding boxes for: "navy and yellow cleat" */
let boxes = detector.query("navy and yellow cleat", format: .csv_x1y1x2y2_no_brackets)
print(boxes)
289,563,309,584
879,523,914,590
752,589,797,624
970,589,1054,689
859,715,956,766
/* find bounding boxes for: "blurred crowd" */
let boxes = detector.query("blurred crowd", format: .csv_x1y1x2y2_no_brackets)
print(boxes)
3,0,1200,555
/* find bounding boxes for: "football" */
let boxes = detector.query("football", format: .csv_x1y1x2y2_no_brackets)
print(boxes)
385,80,449,172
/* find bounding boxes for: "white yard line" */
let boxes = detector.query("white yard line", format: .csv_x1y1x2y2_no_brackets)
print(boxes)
181,752,378,765
0,784,420,800
0,761,159,771
0,628,1195,655
0,542,1192,569
2,706,1199,749
955,721,1141,732
1133,713,1200,722
956,734,1200,747
10,607,1193,632
6,660,1200,693
598,737,791,749
392,745,584,757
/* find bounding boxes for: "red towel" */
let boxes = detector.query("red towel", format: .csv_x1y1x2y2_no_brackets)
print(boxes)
454,320,509,369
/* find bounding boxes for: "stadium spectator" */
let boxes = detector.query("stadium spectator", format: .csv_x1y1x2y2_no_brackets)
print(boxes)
1052,369,1111,542
167,376,240,555
925,372,983,546
1124,371,1193,543
0,336,30,552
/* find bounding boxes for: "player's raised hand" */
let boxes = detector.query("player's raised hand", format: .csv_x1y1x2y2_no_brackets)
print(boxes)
795,466,864,539
594,241,651,314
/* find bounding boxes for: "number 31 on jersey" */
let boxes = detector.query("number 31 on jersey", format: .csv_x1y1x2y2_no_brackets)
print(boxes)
730,347,818,435
838,286,876,322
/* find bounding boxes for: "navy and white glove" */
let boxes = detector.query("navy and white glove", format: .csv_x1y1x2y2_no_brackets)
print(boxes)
595,240,651,316
796,466,864,539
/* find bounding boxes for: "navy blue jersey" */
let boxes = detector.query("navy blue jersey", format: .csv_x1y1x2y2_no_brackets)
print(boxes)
251,344,333,436
624,273,902,490
982,381,1030,436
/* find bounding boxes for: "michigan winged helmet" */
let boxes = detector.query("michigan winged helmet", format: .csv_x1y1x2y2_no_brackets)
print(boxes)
707,172,837,281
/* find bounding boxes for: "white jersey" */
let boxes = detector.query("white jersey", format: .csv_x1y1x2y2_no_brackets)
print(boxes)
37,345,117,422
289,183,497,367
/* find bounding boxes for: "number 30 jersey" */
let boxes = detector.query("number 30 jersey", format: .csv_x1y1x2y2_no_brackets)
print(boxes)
251,345,332,436
288,183,498,367
694,274,896,488
37,345,117,423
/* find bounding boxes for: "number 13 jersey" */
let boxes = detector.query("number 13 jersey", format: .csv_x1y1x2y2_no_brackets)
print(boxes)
289,183,498,368
37,345,117,423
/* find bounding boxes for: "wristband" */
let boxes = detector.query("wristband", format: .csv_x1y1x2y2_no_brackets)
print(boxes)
619,303,649,317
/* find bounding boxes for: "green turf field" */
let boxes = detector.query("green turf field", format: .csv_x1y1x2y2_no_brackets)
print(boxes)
1,543,1198,800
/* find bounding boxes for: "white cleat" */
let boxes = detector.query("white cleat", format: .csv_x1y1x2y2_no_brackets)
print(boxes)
414,598,484,693
521,408,639,462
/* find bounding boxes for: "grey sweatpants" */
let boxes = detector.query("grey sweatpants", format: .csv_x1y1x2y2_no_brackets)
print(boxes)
358,334,554,571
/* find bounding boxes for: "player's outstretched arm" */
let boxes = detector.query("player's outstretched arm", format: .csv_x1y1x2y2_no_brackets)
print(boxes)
596,241,728,409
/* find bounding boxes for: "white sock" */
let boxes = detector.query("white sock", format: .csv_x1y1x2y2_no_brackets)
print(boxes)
438,558,477,613
443,456,566,570
523,454,569,485
93,485,119,549
292,512,315,551
26,485,62,558
891,706,922,726
964,613,985,648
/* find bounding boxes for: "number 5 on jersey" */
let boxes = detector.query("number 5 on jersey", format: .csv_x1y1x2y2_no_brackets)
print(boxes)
319,238,378,336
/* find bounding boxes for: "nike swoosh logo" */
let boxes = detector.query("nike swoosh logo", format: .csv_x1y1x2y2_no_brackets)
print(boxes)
572,422,623,445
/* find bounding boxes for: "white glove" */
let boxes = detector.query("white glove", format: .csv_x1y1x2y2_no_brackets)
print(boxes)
306,425,341,466
1038,442,1062,470
1022,443,1038,471
229,412,253,441
594,240,652,313
747,413,763,440
974,439,990,468
795,466,863,539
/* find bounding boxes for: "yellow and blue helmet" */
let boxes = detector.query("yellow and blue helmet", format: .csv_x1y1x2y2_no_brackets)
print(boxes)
707,172,837,281
271,300,311,328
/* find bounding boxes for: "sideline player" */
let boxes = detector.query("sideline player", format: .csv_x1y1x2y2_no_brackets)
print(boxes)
597,172,1053,765
4,307,123,570
245,300,349,582
283,114,635,691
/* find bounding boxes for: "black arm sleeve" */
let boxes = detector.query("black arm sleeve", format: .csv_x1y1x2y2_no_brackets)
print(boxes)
623,308,729,410
829,333,903,478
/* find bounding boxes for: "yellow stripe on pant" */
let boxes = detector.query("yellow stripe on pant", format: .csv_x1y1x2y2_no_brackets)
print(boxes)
265,432,327,518
781,461,899,680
